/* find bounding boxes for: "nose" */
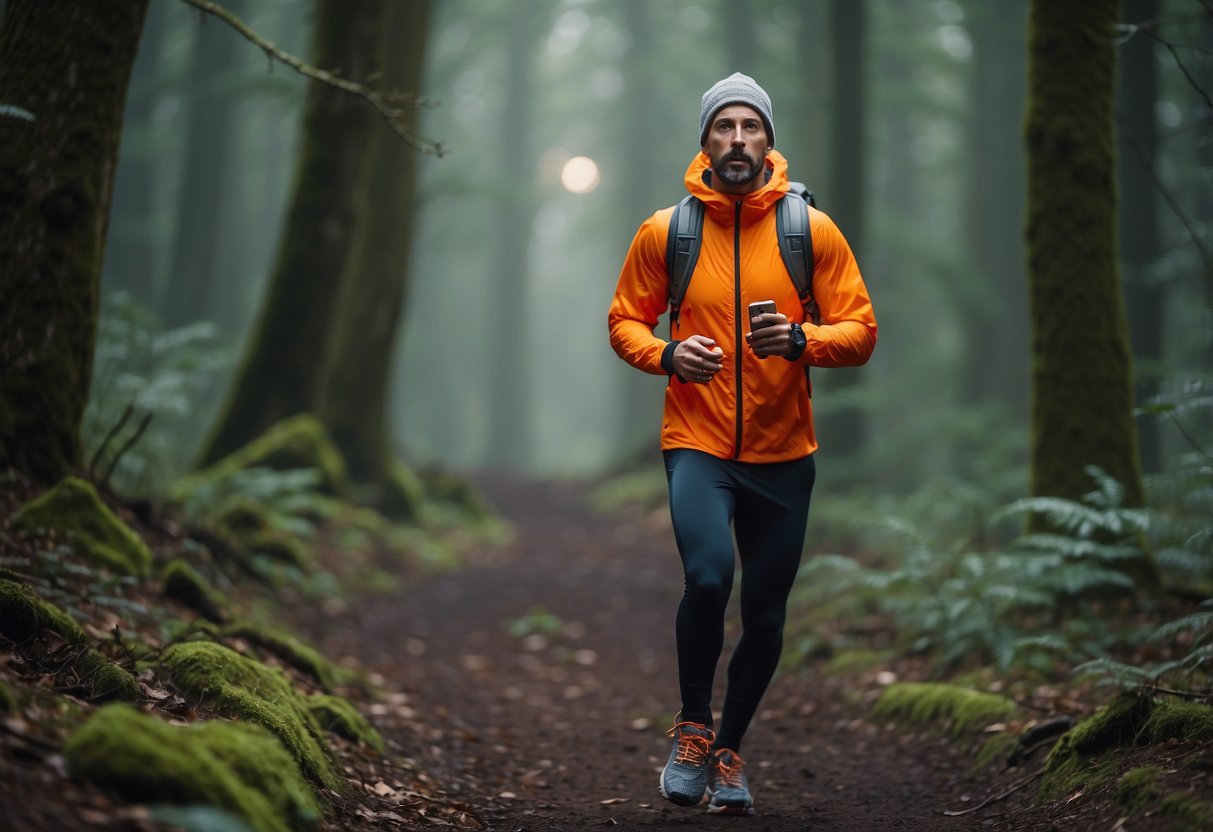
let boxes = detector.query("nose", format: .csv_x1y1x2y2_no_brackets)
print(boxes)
730,126,745,146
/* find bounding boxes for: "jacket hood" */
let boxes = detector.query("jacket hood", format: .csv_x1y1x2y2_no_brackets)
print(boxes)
684,149,790,223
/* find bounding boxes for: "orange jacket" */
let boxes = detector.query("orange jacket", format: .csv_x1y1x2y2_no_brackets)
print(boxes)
608,149,877,462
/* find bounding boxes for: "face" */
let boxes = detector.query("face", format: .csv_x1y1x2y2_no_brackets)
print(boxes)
702,104,770,194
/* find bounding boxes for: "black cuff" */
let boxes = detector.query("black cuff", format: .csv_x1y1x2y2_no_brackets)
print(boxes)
661,340,681,376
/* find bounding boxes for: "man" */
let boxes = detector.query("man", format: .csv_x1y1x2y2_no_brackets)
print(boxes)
607,72,877,816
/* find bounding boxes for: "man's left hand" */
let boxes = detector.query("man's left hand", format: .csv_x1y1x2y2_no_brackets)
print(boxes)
746,312,791,358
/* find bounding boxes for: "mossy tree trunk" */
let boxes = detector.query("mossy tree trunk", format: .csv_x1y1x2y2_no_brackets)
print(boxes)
197,0,386,467
0,0,149,482
315,0,431,487
1025,0,1145,511
1117,0,1163,473
813,0,869,477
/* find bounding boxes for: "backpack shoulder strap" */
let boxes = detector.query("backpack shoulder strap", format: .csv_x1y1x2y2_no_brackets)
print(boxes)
776,184,819,325
666,195,704,324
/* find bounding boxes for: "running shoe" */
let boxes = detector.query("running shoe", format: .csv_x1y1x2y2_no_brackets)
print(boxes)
659,720,715,806
706,747,755,815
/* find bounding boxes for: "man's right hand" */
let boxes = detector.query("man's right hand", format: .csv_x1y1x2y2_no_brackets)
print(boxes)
673,335,724,384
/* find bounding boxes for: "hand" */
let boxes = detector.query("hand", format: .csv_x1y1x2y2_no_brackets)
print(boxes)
673,335,724,384
746,312,791,359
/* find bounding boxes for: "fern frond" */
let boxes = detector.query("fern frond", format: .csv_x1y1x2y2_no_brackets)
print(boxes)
1150,611,1213,643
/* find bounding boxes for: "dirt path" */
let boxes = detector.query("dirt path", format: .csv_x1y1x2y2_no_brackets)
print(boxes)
325,476,1004,832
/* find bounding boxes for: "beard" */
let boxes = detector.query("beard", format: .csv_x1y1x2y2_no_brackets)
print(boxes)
712,149,764,187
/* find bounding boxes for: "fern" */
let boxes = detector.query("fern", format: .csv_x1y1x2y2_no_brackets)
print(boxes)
83,292,234,494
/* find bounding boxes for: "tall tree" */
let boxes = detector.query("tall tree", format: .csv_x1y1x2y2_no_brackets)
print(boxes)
722,0,756,73
0,0,149,482
813,0,869,472
101,0,166,302
483,8,548,468
1117,0,1164,473
960,0,1029,412
162,0,247,328
1025,0,1144,508
315,0,430,492
197,0,386,467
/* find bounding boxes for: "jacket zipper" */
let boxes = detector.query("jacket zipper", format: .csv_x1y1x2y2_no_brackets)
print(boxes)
732,200,743,460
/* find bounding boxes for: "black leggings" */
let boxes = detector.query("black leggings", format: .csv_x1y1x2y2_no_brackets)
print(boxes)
663,448,816,753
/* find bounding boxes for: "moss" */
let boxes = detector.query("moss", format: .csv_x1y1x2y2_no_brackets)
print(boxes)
222,623,342,692
0,578,87,643
243,531,312,572
160,641,340,791
163,559,228,623
1039,694,1152,801
377,459,426,522
10,477,151,577
1145,699,1213,743
306,694,384,752
78,653,138,702
65,704,318,832
1159,792,1213,832
1114,765,1164,813
870,682,1019,738
823,648,894,676
176,414,349,499
970,730,1019,774
0,679,16,713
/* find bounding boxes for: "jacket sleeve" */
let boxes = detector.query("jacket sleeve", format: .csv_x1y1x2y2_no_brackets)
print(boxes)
797,207,877,368
608,210,675,375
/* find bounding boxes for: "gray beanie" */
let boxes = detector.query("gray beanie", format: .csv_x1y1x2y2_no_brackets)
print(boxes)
699,72,775,147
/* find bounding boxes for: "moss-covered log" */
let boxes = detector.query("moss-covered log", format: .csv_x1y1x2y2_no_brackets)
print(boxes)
0,0,149,482
1025,0,1145,512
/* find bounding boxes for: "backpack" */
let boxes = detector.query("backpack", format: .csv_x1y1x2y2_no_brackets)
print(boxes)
665,181,820,327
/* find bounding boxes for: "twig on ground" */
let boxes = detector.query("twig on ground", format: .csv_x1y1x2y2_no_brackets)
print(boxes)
937,768,1045,817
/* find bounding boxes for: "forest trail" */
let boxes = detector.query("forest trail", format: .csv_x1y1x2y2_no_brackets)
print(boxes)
317,475,1007,832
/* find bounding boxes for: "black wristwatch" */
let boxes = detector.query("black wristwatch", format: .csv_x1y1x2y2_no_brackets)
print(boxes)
784,322,807,361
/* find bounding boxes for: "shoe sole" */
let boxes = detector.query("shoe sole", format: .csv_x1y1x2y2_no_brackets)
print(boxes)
707,801,756,816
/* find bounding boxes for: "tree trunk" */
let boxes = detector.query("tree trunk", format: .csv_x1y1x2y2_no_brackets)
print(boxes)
1025,0,1145,509
960,0,1029,413
484,10,545,469
197,0,385,467
101,0,165,302
162,0,247,328
1117,0,1163,473
722,0,756,74
315,0,430,485
813,0,868,473
0,0,149,482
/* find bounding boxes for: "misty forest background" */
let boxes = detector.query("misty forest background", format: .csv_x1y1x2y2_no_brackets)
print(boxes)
3,0,1213,654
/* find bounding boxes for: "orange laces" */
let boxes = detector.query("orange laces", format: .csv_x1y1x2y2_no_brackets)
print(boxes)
712,749,746,788
667,722,714,765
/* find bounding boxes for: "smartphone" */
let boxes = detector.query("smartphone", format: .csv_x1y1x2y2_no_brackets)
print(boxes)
748,300,777,328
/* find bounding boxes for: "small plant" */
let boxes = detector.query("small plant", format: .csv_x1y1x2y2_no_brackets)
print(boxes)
83,291,234,495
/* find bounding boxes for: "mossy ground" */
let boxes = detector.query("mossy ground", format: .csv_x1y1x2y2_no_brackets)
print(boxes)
10,477,151,576
870,682,1019,738
162,558,228,623
65,704,319,832
160,641,341,791
222,622,345,692
306,693,384,751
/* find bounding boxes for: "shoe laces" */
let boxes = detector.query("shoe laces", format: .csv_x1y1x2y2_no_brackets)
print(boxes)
667,722,714,765
712,749,746,788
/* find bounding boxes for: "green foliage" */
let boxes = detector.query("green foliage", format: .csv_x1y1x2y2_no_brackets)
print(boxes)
65,704,318,832
305,694,384,752
177,467,331,543
83,291,233,495
792,467,1163,675
870,682,1018,738
505,606,567,638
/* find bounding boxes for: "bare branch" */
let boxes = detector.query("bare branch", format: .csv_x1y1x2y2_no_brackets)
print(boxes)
100,412,153,492
175,0,448,157
88,403,135,480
